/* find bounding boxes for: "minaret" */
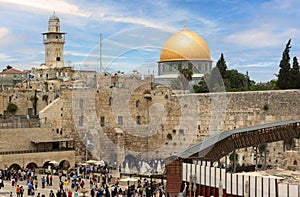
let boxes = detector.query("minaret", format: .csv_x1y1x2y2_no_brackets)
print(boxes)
42,12,66,68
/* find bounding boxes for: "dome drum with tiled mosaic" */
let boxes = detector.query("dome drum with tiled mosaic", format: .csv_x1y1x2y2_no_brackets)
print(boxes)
156,28,212,86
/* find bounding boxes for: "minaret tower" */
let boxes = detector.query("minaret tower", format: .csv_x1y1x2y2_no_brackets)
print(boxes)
42,12,66,68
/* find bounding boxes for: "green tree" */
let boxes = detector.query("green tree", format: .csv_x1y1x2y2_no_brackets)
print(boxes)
225,70,249,90
6,103,18,115
179,68,193,90
277,39,292,89
216,53,227,78
193,80,209,93
209,54,227,91
290,56,300,88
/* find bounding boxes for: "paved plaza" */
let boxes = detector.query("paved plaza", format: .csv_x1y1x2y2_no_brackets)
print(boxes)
1,174,86,197
0,170,126,197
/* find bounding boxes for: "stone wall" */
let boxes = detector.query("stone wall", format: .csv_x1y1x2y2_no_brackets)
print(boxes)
0,151,75,169
0,89,58,116
57,79,300,166
2,80,300,168
0,127,59,152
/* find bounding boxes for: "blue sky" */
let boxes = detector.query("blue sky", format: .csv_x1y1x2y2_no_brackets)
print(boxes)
0,0,300,82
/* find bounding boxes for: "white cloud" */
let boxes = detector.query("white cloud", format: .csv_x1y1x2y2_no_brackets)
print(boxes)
225,28,299,48
0,0,90,17
0,27,9,39
0,52,10,59
0,53,18,62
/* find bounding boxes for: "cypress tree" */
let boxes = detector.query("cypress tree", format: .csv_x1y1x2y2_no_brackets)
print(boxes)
208,54,227,91
216,53,227,78
290,56,300,88
277,39,292,89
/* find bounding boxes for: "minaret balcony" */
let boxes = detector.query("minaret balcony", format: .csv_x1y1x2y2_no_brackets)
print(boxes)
43,38,65,43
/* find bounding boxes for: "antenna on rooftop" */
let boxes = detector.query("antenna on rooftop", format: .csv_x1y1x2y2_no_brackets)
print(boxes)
99,33,103,74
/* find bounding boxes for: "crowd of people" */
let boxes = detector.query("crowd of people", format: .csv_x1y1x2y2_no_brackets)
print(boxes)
0,165,167,197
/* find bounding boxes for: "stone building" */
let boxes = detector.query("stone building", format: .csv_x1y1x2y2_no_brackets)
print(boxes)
43,12,66,68
156,25,212,86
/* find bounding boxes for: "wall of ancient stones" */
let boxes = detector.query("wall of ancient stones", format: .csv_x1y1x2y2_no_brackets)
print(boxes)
2,81,300,168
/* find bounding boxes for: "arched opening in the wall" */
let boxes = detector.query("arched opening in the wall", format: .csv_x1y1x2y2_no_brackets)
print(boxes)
294,160,297,165
42,161,51,168
9,163,22,170
124,154,139,170
26,162,38,170
59,160,70,170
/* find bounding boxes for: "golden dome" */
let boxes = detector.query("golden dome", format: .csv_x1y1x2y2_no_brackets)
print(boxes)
160,29,210,62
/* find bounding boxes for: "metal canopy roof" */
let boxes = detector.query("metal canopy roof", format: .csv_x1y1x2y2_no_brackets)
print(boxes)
175,120,300,161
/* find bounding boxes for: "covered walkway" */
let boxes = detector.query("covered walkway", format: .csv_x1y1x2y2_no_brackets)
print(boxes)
175,120,300,161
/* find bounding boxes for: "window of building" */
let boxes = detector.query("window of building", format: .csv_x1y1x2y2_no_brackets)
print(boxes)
56,57,60,61
100,116,105,126
109,97,113,106
136,116,141,125
118,116,123,126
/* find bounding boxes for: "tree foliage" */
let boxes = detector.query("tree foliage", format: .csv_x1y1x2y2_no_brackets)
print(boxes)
277,39,292,89
194,53,250,93
216,53,227,78
7,103,18,115
179,68,193,90
290,56,300,88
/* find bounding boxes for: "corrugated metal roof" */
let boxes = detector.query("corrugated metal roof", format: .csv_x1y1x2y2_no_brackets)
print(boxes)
175,120,300,159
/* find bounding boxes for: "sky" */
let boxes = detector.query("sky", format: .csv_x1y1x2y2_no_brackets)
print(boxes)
0,0,300,82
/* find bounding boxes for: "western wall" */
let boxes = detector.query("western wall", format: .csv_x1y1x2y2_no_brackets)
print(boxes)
1,78,300,168
37,78,300,167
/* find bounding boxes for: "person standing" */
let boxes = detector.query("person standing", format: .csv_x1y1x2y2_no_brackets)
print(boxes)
67,190,72,197
74,190,78,197
20,186,24,197
0,178,3,189
49,175,53,186
41,177,46,188
46,175,50,186
16,185,21,197
49,190,55,197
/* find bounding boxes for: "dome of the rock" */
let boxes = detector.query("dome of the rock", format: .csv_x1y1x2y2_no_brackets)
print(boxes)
159,29,211,62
